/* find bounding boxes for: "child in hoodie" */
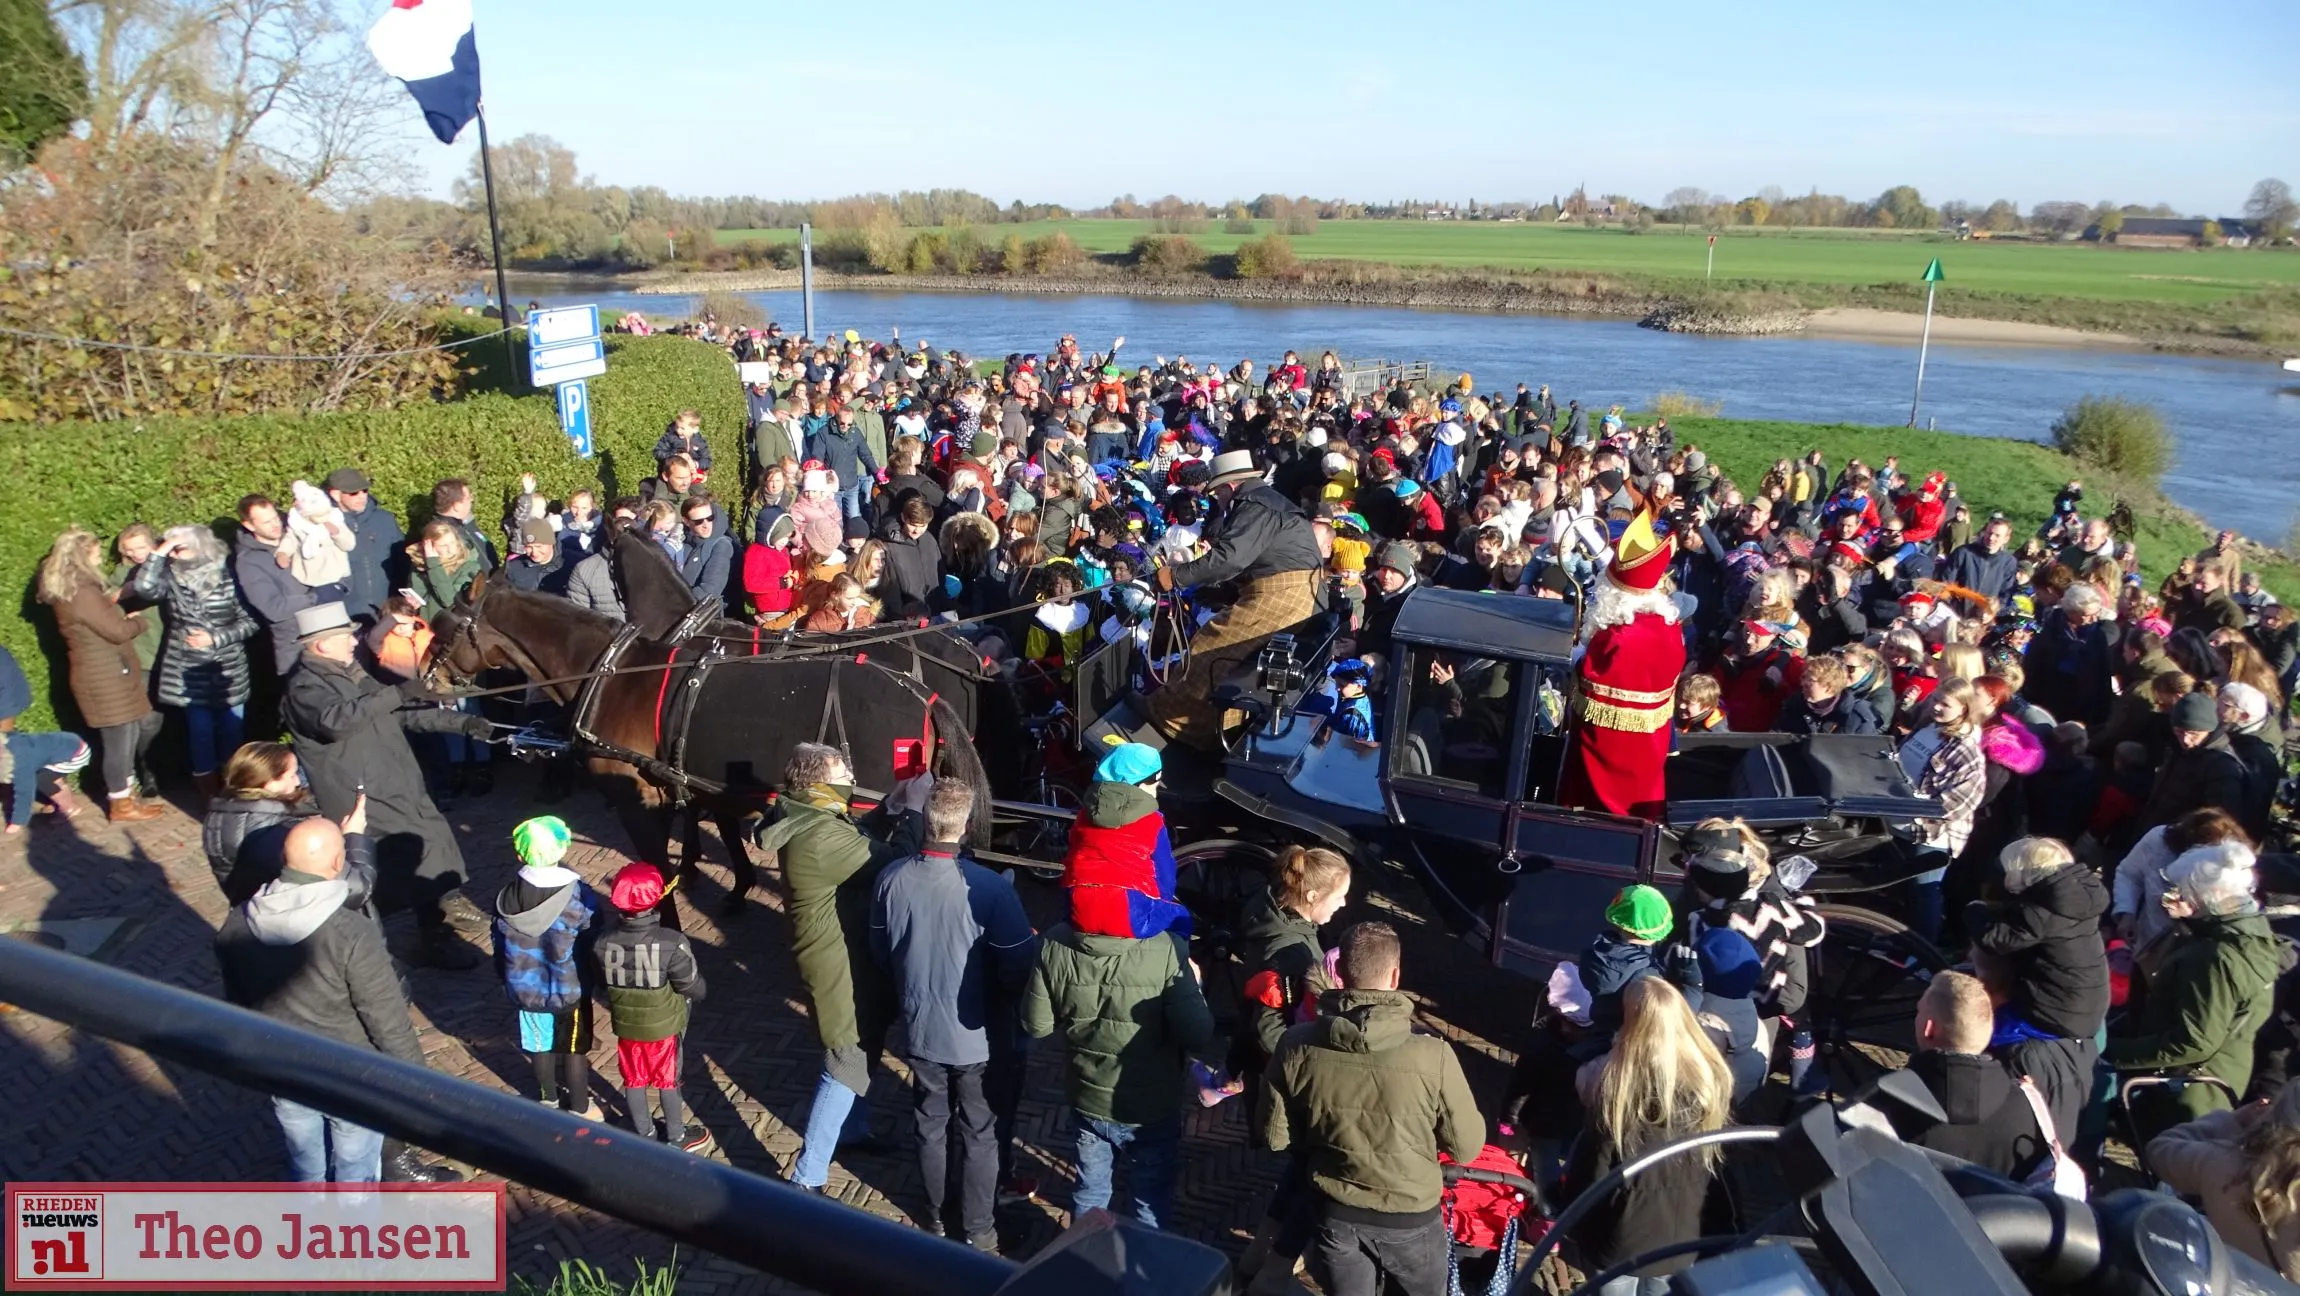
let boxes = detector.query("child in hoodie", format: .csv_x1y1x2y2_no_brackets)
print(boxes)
1061,744,1190,942
492,816,603,1119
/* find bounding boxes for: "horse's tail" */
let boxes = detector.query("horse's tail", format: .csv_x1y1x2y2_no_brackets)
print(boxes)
929,691,997,843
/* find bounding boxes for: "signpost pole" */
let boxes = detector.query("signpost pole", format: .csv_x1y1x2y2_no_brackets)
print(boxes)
1706,233,1715,280
1908,257,1944,427
474,106,518,385
800,223,816,341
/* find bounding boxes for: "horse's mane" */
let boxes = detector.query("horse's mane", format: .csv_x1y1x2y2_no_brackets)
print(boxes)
609,521,697,638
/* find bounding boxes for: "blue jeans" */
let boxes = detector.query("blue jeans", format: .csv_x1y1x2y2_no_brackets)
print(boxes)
6,731,87,826
181,704,244,777
1072,1112,1179,1229
790,1069,873,1188
836,485,866,522
274,1097,384,1182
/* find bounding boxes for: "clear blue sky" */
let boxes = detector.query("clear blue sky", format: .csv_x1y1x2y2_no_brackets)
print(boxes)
408,0,2300,215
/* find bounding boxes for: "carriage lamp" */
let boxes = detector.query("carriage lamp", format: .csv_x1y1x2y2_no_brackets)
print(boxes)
1257,634,1306,697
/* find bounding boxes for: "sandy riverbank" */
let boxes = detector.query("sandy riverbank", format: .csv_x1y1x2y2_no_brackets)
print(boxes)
1803,307,2142,349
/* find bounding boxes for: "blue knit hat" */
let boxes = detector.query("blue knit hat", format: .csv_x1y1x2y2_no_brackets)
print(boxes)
1095,742,1163,785
1696,927,1763,1000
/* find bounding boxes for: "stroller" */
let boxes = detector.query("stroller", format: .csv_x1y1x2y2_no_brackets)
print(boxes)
1440,1144,1549,1296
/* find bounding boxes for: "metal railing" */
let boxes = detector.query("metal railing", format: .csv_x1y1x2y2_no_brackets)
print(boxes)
1337,358,1434,398
0,937,1227,1296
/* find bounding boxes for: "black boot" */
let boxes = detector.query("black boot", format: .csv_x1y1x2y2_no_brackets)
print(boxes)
466,762,495,797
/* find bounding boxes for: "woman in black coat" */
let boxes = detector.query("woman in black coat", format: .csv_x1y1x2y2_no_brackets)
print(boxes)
1966,836,2110,1041
202,741,376,911
129,526,258,793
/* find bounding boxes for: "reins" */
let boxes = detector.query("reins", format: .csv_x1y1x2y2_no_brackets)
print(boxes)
433,596,1041,701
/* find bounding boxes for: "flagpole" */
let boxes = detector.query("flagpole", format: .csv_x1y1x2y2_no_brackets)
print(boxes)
1908,257,1944,427
475,105,518,386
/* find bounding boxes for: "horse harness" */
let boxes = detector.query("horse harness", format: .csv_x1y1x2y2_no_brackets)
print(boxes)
563,597,951,808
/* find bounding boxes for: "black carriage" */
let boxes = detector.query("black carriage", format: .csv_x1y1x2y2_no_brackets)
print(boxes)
1016,587,1956,1091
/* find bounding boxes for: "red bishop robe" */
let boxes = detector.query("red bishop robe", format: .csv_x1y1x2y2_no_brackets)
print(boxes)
1560,612,1687,820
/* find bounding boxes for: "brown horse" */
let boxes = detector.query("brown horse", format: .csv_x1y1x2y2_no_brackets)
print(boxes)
426,570,994,916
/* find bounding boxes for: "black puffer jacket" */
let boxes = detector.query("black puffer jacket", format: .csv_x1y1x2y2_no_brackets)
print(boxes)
129,549,258,708
1968,864,2111,1039
203,797,379,910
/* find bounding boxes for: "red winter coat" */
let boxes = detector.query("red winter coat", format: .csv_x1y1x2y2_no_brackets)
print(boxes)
1898,494,1947,545
743,545,795,617
1711,648,1805,733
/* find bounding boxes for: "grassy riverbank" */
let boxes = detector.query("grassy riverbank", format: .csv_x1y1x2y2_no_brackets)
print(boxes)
1,331,2282,729
690,219,2300,353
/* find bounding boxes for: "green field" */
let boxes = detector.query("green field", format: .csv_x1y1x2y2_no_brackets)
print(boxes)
715,219,2300,307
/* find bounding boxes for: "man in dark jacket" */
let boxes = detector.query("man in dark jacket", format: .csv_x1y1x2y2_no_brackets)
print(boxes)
2024,584,2116,728
1260,922,1483,1296
758,743,928,1192
1149,451,1327,751
876,497,944,621
805,402,880,521
677,497,734,601
215,818,432,1182
1944,518,2018,607
502,519,570,594
2136,693,2252,837
326,467,405,624
233,494,320,677
1885,971,2049,1180
282,602,488,969
871,780,1036,1251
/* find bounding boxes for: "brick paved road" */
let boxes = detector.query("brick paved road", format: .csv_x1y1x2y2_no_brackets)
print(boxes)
0,762,1560,1294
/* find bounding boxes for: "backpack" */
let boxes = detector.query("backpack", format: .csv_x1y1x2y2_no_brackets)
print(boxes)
2016,1076,2086,1201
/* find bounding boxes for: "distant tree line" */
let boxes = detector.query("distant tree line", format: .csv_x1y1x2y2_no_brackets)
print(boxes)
341,133,2300,270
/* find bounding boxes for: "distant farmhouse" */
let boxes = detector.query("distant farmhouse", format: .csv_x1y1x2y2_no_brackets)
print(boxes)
2081,217,2256,248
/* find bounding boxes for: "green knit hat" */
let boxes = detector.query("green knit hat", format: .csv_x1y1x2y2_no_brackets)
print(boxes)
1604,884,1673,942
511,815,572,871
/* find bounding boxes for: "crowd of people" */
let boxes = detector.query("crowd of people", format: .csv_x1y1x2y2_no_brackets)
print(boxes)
4,314,2299,1293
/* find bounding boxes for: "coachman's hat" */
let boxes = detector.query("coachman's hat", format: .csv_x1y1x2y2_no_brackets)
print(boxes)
1207,450,1262,489
294,601,357,643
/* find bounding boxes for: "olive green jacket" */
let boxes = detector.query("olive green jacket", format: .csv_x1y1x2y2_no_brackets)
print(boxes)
1258,987,1484,1216
1022,922,1212,1126
2106,911,2282,1113
757,785,921,1055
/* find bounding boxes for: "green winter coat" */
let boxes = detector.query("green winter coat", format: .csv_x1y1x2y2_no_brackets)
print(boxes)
2106,911,2282,1121
1258,987,1484,1217
411,548,483,622
756,785,921,1056
1237,886,1328,1065
1022,922,1213,1126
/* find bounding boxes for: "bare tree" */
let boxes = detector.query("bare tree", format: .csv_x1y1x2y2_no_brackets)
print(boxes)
2245,178,2296,242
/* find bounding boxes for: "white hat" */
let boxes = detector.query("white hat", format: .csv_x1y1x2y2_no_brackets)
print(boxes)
1304,426,1328,448
1323,452,1351,476
801,469,837,494
1207,450,1262,489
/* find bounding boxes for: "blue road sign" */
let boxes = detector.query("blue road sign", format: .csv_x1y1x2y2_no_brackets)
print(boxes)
529,304,606,387
558,379,593,457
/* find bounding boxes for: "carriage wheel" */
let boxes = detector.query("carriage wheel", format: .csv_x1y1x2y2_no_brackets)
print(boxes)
1803,904,1950,1098
1173,839,1277,1023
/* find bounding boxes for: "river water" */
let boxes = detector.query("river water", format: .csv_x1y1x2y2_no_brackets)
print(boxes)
505,278,2300,541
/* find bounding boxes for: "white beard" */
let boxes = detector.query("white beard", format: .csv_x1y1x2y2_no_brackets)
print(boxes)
1584,570,1680,635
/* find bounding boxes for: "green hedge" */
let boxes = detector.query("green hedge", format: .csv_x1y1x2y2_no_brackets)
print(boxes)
2,332,746,729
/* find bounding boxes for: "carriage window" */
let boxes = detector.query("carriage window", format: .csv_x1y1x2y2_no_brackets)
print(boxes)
1397,649,1518,799
1519,663,1574,804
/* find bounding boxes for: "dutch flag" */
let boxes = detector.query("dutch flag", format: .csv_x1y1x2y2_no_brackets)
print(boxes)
366,0,482,145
